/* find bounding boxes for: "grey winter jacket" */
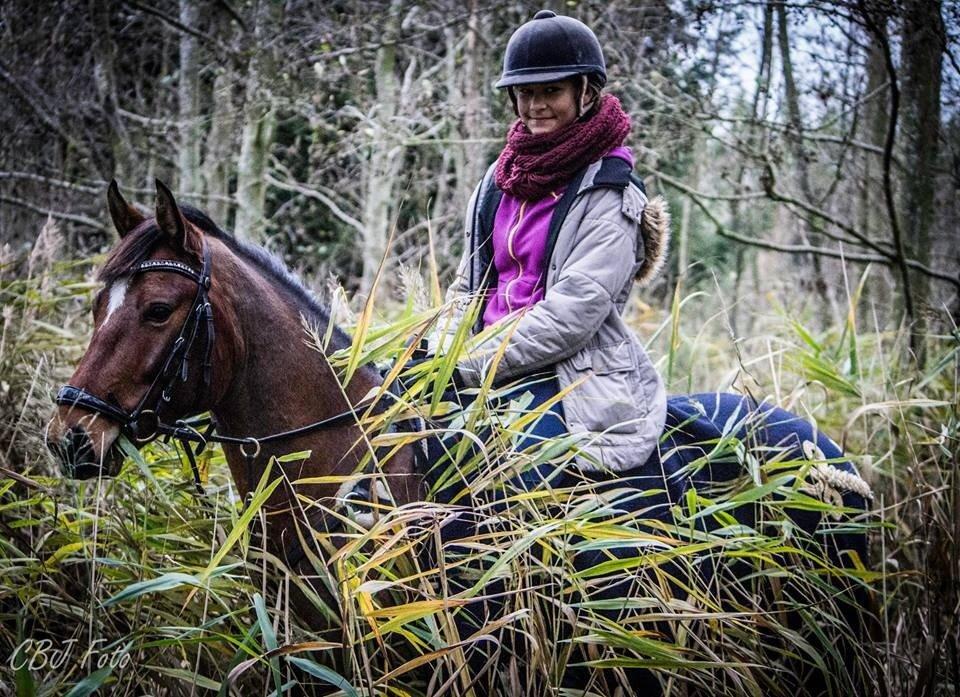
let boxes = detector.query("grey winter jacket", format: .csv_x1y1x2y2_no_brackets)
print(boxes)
442,158,670,472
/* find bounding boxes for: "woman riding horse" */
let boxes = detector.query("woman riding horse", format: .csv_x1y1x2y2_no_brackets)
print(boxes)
431,10,669,484
45,11,874,695
45,184,873,696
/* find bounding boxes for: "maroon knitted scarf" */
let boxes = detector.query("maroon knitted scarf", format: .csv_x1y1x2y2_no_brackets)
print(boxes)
495,94,631,201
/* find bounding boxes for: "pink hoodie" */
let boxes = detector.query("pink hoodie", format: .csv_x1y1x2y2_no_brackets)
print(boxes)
482,146,635,327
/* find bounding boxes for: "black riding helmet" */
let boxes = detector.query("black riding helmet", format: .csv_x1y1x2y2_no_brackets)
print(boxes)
495,10,607,89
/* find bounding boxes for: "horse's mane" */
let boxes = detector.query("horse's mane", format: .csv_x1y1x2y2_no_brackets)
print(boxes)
99,206,358,357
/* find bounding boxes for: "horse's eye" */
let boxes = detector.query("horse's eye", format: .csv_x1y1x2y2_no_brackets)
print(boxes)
143,303,173,324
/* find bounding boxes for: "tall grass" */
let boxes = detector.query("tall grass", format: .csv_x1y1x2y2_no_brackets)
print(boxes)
0,228,956,696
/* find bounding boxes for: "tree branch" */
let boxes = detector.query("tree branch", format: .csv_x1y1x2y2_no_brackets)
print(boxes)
857,1,915,320
761,159,895,257
264,172,365,235
0,170,233,204
0,62,94,164
121,0,238,56
301,0,509,64
647,169,768,202
652,164,892,255
0,195,107,232
0,171,100,194
117,108,178,130
656,175,960,290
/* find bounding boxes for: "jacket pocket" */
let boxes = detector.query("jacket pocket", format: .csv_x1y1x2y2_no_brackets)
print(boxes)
568,344,641,434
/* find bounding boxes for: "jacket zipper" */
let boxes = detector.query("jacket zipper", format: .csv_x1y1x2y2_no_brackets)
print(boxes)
503,201,528,314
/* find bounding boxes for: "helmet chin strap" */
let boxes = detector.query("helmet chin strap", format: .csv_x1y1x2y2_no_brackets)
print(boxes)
576,75,588,118
576,75,599,121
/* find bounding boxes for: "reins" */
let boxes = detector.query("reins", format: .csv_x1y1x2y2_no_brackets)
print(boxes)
146,395,390,497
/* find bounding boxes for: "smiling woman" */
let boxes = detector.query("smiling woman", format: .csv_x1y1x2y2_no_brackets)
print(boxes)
431,9,667,477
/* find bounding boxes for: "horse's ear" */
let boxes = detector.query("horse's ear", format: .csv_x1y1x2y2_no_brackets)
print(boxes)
107,181,146,238
154,179,201,257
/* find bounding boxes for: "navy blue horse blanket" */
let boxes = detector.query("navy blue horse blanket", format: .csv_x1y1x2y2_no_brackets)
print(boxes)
424,381,871,549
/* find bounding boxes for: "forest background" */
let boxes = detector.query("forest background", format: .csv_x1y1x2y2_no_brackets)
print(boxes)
2,0,957,327
0,0,958,695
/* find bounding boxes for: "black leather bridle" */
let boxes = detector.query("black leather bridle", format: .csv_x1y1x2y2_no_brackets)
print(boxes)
55,242,216,479
54,240,400,491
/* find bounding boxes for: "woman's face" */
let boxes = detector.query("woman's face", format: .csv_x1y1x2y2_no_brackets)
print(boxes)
515,79,590,135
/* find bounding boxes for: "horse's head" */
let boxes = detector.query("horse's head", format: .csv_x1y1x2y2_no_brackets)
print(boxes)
47,181,217,479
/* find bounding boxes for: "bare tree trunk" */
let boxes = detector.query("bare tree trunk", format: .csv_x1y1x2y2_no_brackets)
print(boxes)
677,154,696,280
359,0,405,294
441,0,486,263
679,7,726,283
203,5,237,226
752,1,774,125
900,0,943,363
437,25,458,229
775,2,832,314
234,0,277,242
177,0,201,195
860,29,888,229
730,1,774,336
856,1,917,339
858,17,890,314
461,0,486,201
88,0,129,181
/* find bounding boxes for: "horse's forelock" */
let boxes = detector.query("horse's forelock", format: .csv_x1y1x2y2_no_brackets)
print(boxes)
98,221,164,284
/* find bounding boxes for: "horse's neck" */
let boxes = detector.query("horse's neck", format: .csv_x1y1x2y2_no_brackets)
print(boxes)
209,248,380,503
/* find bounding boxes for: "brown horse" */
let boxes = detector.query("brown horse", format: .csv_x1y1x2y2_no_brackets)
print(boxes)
46,181,423,606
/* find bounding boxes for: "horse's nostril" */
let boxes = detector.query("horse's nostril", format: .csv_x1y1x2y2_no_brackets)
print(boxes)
58,426,105,479
65,425,93,461
68,425,89,447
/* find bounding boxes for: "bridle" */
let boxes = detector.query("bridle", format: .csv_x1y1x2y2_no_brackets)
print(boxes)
54,239,392,492
55,241,216,481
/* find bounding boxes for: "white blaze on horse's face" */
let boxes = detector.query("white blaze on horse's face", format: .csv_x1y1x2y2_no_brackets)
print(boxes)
102,277,130,328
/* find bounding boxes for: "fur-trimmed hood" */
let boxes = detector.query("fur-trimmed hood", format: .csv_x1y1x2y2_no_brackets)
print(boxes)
635,194,670,287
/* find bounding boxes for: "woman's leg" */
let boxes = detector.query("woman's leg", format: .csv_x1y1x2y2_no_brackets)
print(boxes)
419,373,569,690
490,372,568,495
424,371,567,504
